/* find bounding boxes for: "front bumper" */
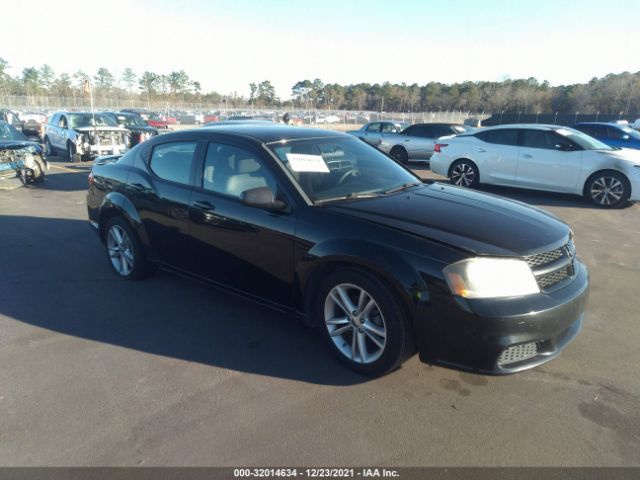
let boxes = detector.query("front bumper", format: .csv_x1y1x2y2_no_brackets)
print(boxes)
415,258,589,374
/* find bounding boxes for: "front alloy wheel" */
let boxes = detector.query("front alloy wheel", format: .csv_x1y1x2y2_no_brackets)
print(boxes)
317,268,414,376
324,283,387,364
588,173,629,208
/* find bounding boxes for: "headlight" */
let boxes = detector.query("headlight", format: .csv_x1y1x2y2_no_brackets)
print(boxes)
444,257,539,299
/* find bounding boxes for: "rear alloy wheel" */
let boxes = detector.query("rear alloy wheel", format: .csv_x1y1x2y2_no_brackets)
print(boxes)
390,146,409,164
450,160,479,188
317,269,414,376
586,172,630,208
104,217,150,280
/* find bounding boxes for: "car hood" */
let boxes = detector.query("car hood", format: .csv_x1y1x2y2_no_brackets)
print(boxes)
0,139,42,151
326,183,570,257
597,147,640,163
74,126,127,133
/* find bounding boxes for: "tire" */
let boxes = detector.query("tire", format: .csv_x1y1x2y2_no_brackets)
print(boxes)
315,268,415,376
103,216,151,280
449,159,479,188
44,136,55,156
584,171,630,208
31,157,46,183
67,142,81,163
390,146,409,164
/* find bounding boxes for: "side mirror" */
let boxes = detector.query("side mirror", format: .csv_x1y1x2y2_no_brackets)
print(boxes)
241,186,287,211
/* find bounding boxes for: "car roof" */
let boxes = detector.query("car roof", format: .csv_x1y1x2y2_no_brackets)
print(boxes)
186,124,346,143
573,122,624,127
482,124,567,131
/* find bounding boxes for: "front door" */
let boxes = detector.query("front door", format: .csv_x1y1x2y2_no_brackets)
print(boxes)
188,141,297,307
515,129,583,193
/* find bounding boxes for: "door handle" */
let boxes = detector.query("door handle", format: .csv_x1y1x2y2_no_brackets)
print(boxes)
476,148,486,152
192,200,215,211
521,154,532,158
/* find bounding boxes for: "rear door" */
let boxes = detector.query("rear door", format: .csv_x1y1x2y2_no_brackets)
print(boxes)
473,129,520,185
133,140,201,270
515,129,583,192
402,124,434,159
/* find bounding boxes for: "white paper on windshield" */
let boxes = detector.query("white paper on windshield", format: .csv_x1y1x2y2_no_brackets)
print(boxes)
286,153,330,173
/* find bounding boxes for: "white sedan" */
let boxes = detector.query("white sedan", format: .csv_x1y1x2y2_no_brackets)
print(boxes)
430,124,640,208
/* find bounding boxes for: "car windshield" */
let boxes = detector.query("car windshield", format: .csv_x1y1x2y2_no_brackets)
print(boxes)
555,128,613,150
0,122,28,141
267,136,421,203
621,126,640,139
68,113,118,128
117,115,147,126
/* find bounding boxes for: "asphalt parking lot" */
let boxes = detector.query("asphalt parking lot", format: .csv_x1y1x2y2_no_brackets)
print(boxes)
1,157,639,467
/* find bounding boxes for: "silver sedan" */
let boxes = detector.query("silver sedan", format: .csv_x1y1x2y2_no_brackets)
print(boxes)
347,121,409,147
378,123,467,163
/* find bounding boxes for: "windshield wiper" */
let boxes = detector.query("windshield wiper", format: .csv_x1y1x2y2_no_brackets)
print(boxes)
382,182,422,195
314,192,383,205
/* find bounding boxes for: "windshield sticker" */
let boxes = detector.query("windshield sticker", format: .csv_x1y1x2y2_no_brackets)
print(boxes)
285,153,330,173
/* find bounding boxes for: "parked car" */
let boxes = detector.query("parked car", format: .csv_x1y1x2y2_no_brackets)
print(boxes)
19,112,47,139
571,122,640,150
101,112,158,147
430,124,640,208
121,109,171,130
378,123,468,163
87,124,588,376
43,112,129,162
0,108,22,129
347,121,410,147
0,121,48,183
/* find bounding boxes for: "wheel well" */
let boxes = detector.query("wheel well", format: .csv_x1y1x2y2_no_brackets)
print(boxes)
390,145,407,154
448,158,478,178
583,169,631,197
98,208,127,242
302,260,414,332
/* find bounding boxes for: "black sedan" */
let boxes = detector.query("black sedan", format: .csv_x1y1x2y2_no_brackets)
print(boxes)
102,112,158,148
87,125,589,376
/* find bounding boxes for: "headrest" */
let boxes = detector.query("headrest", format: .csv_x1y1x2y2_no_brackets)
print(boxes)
236,157,261,174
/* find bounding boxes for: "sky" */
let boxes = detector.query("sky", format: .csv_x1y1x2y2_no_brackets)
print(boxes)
3,0,640,99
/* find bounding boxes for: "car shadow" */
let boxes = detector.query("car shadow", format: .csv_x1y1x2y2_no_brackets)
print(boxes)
0,214,368,386
24,171,90,192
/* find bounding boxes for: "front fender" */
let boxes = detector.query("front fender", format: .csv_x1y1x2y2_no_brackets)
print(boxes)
99,192,150,246
296,238,431,314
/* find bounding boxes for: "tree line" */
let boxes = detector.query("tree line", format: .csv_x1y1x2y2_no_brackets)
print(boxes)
2,56,639,114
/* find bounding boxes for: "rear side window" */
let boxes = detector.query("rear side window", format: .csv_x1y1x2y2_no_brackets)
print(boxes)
476,129,519,146
404,125,434,138
366,123,381,132
149,141,197,185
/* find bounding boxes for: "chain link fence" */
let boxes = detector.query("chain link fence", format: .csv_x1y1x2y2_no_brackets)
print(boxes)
1,95,488,127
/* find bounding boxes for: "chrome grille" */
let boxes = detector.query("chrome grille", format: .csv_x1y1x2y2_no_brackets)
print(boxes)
498,342,539,366
525,240,576,291
524,248,563,268
537,266,572,289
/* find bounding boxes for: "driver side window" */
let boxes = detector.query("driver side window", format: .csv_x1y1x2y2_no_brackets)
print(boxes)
202,143,277,199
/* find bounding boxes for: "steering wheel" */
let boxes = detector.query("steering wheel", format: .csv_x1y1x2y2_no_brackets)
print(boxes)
338,169,358,185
